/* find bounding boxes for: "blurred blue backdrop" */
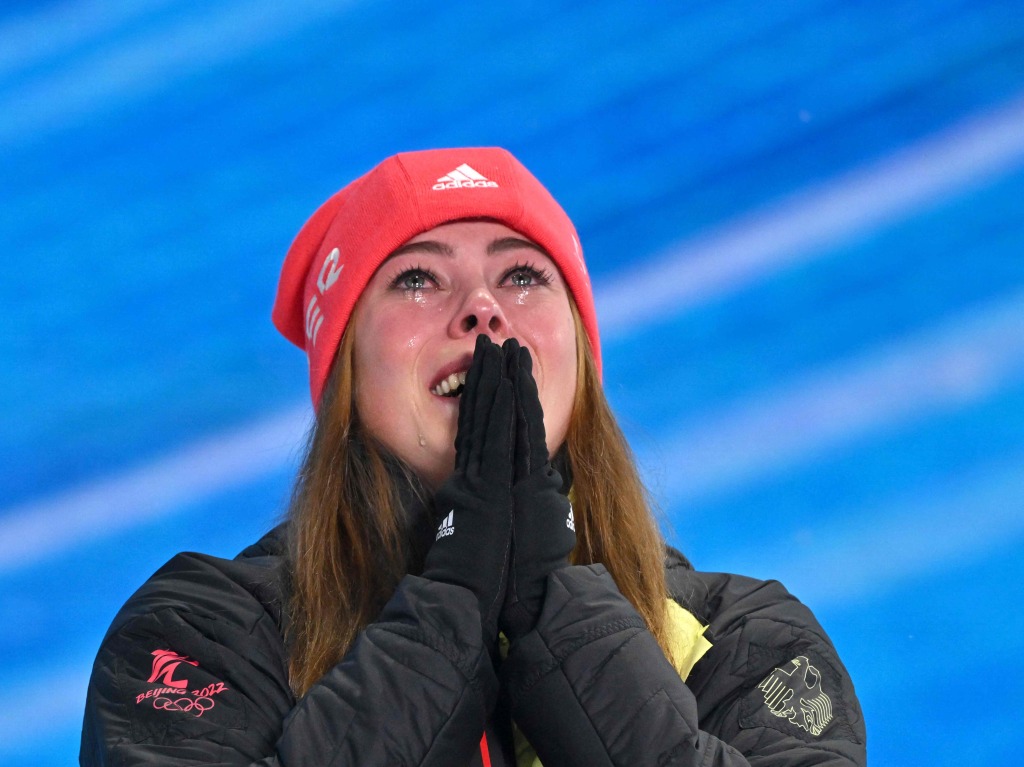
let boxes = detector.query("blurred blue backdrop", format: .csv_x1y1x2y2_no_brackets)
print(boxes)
2,1,1023,764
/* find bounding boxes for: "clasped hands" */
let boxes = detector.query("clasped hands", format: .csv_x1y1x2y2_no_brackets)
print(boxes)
421,334,576,647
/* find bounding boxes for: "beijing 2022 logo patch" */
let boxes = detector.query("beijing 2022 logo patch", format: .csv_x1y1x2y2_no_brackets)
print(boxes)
134,649,229,718
757,655,833,736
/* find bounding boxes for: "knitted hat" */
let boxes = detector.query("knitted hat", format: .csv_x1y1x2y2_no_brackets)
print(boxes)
272,147,600,408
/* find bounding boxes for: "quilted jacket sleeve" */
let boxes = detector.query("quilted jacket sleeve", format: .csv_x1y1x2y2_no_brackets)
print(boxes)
501,564,865,767
81,551,497,767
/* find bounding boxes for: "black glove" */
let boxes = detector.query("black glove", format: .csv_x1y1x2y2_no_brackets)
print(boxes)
499,339,577,640
421,334,514,646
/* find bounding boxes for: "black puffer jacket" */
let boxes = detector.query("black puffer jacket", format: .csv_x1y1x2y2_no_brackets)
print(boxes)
81,524,865,766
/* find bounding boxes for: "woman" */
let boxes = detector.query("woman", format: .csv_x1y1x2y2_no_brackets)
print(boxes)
81,147,866,766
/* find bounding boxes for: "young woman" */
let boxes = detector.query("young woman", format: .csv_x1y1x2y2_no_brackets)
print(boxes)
81,147,866,766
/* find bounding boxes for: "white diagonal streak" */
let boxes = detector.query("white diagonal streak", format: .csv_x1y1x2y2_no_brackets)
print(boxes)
707,451,1024,607
0,407,309,573
0,0,175,79
596,94,1024,334
645,289,1024,507
0,0,354,146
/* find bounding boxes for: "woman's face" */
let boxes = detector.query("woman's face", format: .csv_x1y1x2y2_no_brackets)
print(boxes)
351,220,578,489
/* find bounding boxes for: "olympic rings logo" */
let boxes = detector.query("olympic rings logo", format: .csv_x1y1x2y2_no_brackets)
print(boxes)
153,696,215,717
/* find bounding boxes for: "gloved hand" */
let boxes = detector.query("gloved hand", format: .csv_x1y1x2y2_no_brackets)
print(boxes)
421,334,514,646
499,339,577,640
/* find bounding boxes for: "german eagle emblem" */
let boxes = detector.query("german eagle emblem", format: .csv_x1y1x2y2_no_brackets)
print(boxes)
757,655,833,736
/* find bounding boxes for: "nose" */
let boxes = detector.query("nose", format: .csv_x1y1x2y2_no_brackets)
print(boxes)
449,287,509,339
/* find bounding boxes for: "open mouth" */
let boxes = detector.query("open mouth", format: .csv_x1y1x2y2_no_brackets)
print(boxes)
431,370,467,398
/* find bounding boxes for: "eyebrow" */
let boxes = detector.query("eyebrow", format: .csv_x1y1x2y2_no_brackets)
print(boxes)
388,240,455,258
388,236,547,260
487,237,547,256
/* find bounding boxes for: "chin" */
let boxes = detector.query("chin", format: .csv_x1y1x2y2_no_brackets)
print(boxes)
408,444,456,493
418,463,452,493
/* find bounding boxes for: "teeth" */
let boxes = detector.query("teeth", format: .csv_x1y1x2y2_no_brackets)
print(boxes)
432,371,468,397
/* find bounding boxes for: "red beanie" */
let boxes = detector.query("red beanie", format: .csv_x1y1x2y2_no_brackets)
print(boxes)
272,147,601,409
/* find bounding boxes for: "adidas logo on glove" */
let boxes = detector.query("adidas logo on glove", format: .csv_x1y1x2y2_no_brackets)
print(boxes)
436,510,455,540
566,506,575,532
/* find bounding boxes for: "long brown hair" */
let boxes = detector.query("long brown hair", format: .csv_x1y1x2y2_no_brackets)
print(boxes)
286,303,669,696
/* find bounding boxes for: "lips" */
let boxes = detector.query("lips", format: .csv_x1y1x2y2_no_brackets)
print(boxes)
432,370,467,397
429,353,473,398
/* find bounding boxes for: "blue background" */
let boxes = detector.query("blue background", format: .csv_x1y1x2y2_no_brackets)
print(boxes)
2,1,1023,764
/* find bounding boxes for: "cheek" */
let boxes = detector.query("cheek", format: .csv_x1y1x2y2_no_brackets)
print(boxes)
355,313,406,389
353,345,396,443
541,343,577,453
508,301,578,451
364,303,428,350
351,308,423,443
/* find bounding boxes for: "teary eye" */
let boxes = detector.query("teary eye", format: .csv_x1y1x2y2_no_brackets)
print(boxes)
502,262,552,288
389,266,438,292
